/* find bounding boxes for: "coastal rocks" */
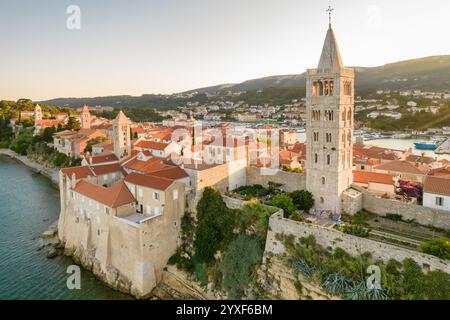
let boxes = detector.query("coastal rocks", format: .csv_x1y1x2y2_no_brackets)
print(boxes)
258,255,336,300
151,265,213,300
63,244,136,298
41,220,64,259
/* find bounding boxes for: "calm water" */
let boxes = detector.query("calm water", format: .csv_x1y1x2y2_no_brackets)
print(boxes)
0,156,132,300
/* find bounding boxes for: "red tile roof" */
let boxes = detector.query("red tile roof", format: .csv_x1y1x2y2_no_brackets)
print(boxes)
424,176,450,196
374,160,430,175
147,166,189,180
73,180,135,208
134,140,169,150
90,163,126,176
90,153,119,165
124,172,174,190
61,166,94,179
353,170,395,185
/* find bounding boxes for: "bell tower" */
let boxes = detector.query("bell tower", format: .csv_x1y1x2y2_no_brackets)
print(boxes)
305,15,354,214
113,111,132,159
81,105,91,129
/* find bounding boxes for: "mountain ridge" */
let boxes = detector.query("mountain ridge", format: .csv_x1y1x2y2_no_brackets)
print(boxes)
37,55,450,108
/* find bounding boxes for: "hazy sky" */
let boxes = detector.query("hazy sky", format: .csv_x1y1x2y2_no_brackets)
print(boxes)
1,0,449,101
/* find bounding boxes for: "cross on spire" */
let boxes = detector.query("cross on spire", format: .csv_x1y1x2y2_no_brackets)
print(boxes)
326,5,334,27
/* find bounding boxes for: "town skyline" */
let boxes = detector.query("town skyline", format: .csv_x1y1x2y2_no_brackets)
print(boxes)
1,0,450,101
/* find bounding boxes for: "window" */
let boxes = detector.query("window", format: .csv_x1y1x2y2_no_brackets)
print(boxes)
322,177,326,185
326,133,332,143
320,197,324,204
325,110,334,121
436,197,444,207
153,192,159,200
313,132,319,142
314,153,318,163
327,154,331,165
361,165,365,170
105,207,109,215
173,189,179,200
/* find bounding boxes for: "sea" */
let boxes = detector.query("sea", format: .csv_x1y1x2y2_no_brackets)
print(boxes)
0,155,131,300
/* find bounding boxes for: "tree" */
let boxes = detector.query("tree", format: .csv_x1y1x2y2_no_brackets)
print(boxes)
220,235,263,299
9,129,33,155
84,136,107,154
194,187,235,263
41,126,56,143
290,190,315,212
270,193,296,217
65,117,80,131
420,237,450,260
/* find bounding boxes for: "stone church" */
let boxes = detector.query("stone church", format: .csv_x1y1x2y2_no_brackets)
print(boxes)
305,22,355,214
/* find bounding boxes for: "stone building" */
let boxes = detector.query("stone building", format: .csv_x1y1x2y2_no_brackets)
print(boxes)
113,111,132,159
305,23,354,214
81,105,91,129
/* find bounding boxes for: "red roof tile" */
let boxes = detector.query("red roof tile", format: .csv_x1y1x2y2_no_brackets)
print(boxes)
73,180,135,208
353,170,395,185
424,176,450,196
124,172,174,190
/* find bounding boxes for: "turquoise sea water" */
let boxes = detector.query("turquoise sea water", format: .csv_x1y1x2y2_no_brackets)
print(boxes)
0,156,131,300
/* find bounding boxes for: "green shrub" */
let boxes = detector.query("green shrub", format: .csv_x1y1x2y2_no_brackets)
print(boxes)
194,187,234,263
420,237,450,260
385,213,403,222
220,235,263,299
270,193,296,217
289,190,314,212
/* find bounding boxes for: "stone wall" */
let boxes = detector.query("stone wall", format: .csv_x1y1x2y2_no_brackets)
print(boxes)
352,185,450,229
265,211,450,273
246,167,306,192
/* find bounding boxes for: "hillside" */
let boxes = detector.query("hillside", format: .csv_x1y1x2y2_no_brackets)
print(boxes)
189,55,450,94
38,55,450,108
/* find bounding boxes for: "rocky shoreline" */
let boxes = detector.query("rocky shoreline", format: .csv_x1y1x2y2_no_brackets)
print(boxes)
0,149,60,187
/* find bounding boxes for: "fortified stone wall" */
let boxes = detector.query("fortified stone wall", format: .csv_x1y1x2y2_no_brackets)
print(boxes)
351,185,450,229
265,211,450,273
246,167,306,192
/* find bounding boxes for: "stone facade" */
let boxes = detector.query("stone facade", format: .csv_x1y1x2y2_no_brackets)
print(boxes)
58,172,186,298
265,211,449,273
246,167,306,192
352,185,450,229
342,188,363,216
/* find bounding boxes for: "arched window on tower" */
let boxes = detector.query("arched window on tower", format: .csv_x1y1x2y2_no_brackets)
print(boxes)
326,133,332,143
330,81,334,95
314,153,318,163
312,81,318,96
322,177,326,185
342,108,347,122
327,154,331,165
318,82,324,96
324,81,329,96
348,109,352,126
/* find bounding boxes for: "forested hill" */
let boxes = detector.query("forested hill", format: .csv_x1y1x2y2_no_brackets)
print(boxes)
38,55,450,109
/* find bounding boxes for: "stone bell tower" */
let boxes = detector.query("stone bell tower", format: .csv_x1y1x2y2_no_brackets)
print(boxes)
113,111,132,159
81,105,91,129
305,20,354,214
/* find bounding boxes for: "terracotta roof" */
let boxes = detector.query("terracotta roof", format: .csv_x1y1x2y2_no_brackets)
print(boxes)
124,172,174,190
90,163,126,176
353,170,395,185
61,166,94,179
406,154,435,165
36,119,64,127
146,166,189,180
134,140,169,150
73,180,135,208
89,153,119,165
427,166,450,178
424,176,450,196
374,160,430,175
353,157,381,166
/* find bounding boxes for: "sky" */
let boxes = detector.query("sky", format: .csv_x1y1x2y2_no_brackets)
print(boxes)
1,0,449,101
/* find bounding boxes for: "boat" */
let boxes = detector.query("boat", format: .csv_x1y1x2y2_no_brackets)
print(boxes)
414,141,438,151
